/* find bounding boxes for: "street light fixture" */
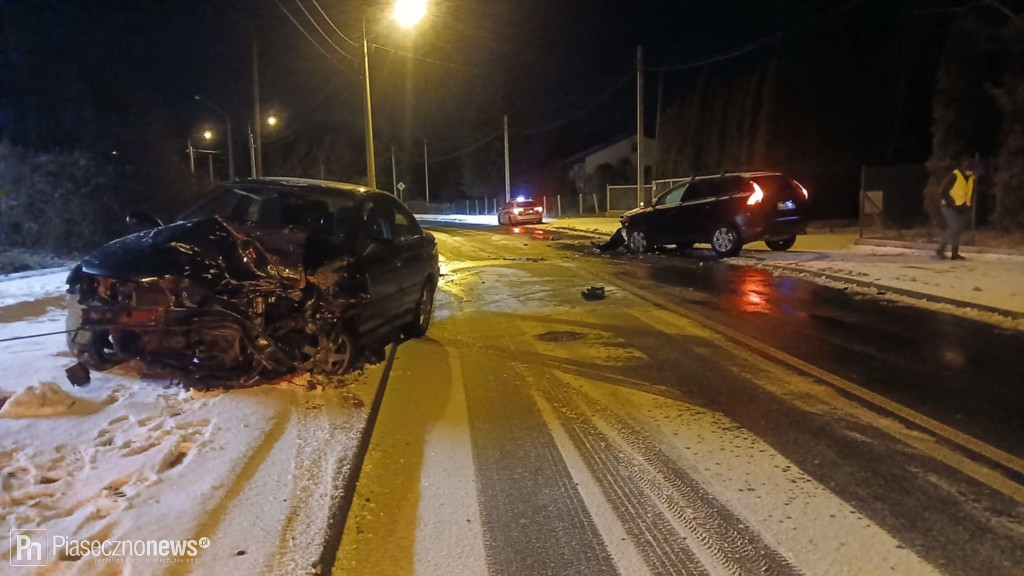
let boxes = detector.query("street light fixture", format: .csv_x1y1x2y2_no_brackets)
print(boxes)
363,0,427,190
203,130,214,140
249,115,279,178
194,95,235,182
393,0,427,29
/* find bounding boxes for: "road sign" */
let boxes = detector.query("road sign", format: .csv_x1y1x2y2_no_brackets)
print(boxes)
397,182,406,191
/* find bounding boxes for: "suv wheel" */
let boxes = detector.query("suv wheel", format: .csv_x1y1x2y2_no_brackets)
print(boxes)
766,236,796,252
711,225,742,258
626,229,648,253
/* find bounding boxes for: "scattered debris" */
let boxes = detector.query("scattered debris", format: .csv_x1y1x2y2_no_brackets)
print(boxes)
581,285,606,301
973,286,982,292
503,257,545,263
536,330,588,342
549,235,563,241
65,362,91,387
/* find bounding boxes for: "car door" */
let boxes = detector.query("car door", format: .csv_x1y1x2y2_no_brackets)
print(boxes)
355,197,407,336
649,184,689,244
677,180,720,241
379,195,433,310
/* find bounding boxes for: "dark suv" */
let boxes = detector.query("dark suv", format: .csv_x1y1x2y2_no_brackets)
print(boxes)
620,172,809,257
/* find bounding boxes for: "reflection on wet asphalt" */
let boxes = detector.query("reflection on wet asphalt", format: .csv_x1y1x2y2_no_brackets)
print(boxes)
464,221,1024,459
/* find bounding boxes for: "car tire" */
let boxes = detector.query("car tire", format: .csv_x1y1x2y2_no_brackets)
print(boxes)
497,215,503,226
711,225,742,258
766,236,796,251
626,228,649,253
314,328,358,375
404,278,436,338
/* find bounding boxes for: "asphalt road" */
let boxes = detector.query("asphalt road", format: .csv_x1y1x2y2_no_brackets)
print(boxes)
335,222,1024,576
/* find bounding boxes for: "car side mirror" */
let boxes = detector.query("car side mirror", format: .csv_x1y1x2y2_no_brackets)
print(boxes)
127,212,164,230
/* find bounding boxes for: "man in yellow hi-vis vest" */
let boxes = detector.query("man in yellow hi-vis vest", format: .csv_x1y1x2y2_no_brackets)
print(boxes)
936,159,976,261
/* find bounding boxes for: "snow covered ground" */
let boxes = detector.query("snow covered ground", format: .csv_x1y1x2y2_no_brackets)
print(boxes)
416,215,1024,325
0,269,384,574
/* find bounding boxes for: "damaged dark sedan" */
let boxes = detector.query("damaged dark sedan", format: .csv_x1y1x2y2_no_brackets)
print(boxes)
65,178,439,386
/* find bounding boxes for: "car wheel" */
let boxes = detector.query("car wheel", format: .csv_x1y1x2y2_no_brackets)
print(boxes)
313,328,358,375
404,278,436,338
711,225,742,258
626,229,648,253
766,236,796,251
497,215,503,225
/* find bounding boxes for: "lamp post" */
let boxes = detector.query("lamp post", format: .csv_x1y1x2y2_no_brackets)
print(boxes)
195,95,235,182
362,0,427,190
249,116,278,178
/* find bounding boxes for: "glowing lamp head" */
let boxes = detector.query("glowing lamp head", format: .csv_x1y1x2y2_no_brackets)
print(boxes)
203,130,213,140
393,0,427,29
267,116,278,127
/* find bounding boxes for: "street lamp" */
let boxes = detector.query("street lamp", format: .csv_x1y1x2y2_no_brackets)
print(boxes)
362,0,427,190
194,95,235,182
249,115,279,178
203,130,214,140
393,0,427,29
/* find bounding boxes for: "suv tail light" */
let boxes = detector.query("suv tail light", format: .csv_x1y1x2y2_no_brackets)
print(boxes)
794,180,809,199
747,182,765,206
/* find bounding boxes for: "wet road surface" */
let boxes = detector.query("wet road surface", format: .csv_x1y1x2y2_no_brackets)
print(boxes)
335,221,1024,576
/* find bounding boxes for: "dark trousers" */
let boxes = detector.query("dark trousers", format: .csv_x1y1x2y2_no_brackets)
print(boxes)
938,204,967,256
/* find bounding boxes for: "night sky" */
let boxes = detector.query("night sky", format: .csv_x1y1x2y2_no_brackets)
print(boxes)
1,0,952,203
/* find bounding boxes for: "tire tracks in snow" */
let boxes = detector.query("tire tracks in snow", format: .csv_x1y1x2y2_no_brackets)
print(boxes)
534,375,801,576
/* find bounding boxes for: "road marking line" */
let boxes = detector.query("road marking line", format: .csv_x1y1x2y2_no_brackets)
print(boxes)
580,263,1024,496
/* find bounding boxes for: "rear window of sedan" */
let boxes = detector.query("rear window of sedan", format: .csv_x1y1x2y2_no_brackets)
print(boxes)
514,200,539,208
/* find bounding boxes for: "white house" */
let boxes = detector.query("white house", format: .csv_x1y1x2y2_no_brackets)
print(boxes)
567,135,658,195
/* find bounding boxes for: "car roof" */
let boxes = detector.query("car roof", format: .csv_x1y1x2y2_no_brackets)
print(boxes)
235,177,383,196
689,171,783,182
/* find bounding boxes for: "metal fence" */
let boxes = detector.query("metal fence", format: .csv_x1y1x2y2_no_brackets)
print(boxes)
858,164,929,240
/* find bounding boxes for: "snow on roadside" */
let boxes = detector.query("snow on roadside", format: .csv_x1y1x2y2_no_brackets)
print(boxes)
0,273,385,574
734,244,1024,324
0,268,69,309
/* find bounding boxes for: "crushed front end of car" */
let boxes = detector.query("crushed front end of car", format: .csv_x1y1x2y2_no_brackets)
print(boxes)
66,216,365,388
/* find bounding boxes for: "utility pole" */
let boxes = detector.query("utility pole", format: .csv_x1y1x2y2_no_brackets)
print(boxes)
424,139,430,204
654,71,663,183
208,154,215,184
252,35,263,177
392,145,398,196
637,45,647,207
504,115,511,203
362,18,377,189
187,140,195,176
248,123,257,177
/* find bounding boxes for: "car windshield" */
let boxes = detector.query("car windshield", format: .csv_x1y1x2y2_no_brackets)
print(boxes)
179,186,357,235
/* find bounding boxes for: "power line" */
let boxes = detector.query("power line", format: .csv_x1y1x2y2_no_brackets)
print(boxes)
650,0,866,72
429,129,504,162
274,0,355,68
294,0,357,62
309,0,359,47
371,43,474,70
518,73,633,135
